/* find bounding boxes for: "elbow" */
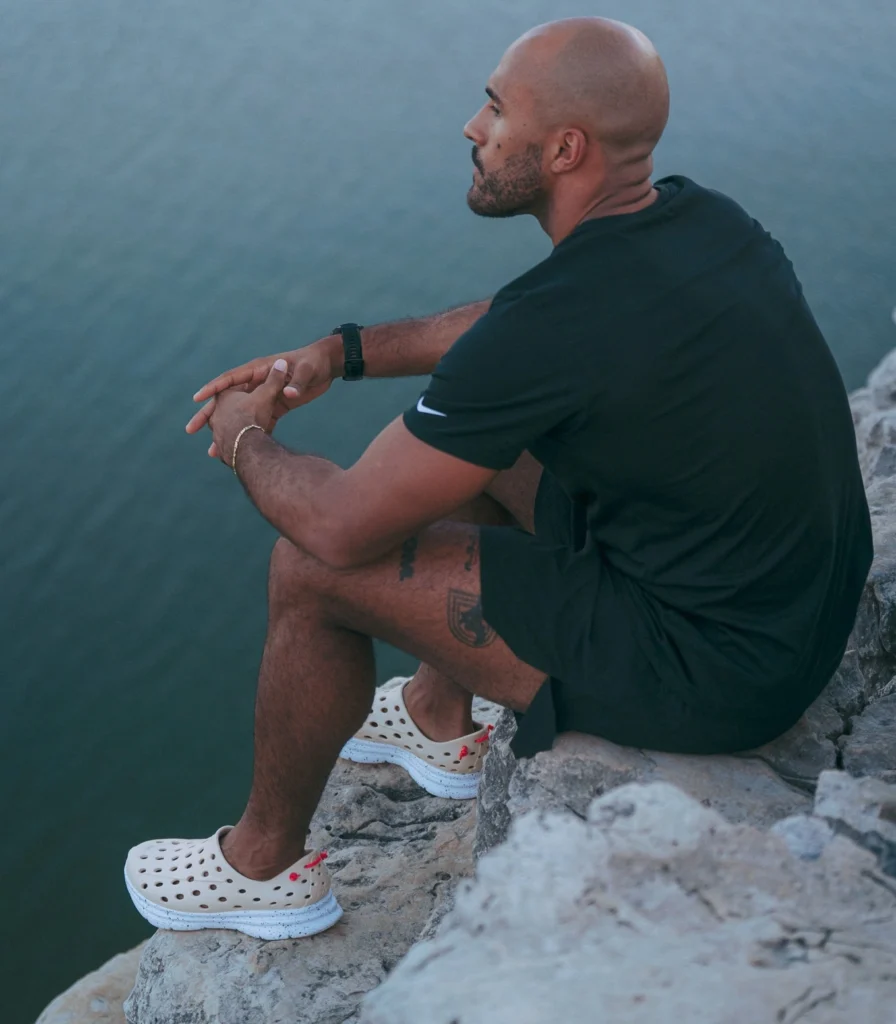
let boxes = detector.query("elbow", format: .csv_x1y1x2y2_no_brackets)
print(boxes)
308,520,371,571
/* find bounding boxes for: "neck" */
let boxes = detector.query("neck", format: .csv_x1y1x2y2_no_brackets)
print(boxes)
538,175,658,247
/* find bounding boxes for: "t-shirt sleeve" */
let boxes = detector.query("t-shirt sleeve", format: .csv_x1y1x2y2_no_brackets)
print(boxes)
402,299,582,470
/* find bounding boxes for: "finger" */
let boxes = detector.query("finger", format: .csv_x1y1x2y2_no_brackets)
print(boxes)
283,360,311,399
208,442,218,458
256,358,290,401
186,398,216,434
193,368,258,402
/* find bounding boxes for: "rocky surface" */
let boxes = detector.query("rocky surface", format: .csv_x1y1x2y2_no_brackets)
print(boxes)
119,684,499,1024
36,944,146,1024
362,775,896,1024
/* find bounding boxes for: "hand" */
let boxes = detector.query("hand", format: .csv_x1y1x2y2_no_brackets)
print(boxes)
208,359,292,467
186,338,339,453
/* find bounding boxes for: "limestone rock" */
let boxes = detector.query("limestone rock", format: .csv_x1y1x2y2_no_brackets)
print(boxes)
474,713,811,858
850,354,896,692
839,691,896,784
36,944,146,1024
813,769,896,877
122,678,497,1024
362,780,896,1024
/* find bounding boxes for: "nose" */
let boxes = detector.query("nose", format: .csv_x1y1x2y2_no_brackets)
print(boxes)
464,107,487,146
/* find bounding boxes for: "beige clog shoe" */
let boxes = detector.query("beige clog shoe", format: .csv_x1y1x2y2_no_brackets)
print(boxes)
339,677,494,799
124,826,342,940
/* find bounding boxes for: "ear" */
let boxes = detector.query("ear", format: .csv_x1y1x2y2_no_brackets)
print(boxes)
549,128,589,174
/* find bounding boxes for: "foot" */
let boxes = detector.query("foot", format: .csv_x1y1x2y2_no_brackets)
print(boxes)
339,677,493,799
124,825,341,940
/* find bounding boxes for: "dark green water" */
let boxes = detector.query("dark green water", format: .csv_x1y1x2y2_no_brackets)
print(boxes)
2,1,894,1020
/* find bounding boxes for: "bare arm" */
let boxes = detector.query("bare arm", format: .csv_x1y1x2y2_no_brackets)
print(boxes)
189,298,491,424
349,299,491,378
232,416,496,568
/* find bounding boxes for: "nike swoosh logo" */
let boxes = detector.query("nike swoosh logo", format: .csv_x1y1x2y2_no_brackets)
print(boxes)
416,397,447,417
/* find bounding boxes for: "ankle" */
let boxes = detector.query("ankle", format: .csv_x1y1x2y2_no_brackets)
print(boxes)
404,677,476,742
220,822,309,882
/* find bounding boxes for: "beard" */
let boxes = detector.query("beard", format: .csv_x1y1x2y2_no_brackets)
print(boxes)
467,143,546,218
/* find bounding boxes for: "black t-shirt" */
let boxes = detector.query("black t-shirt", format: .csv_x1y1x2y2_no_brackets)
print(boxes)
403,176,873,716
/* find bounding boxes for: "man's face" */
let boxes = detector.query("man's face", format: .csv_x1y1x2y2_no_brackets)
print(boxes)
463,58,546,219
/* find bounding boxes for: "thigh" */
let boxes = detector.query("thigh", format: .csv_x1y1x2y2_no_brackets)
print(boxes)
485,450,542,534
284,523,548,712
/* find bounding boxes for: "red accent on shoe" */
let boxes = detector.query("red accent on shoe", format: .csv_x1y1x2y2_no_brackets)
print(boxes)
459,745,469,759
289,872,299,881
303,851,329,870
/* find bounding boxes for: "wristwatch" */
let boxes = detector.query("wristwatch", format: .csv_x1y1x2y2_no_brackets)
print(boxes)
331,323,365,381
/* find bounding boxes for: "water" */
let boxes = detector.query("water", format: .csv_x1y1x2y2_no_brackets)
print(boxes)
1,1,894,1019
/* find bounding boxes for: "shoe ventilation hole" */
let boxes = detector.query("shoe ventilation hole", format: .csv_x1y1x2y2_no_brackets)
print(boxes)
140,855,147,860
202,871,209,877
304,894,311,900
399,718,406,724
416,744,423,749
161,897,168,902
379,734,388,739
187,876,194,882
210,853,216,860
185,863,193,869
199,858,205,865
253,897,261,902
200,904,209,909
138,869,145,874
427,755,434,760
155,882,163,887
286,892,294,897
141,884,148,890
238,889,246,894
394,705,400,712
218,897,227,902
192,890,201,896
369,721,378,727
172,880,180,886
453,760,460,764
176,894,184,900
273,885,281,891
209,884,217,890
385,720,393,726
393,733,402,739
216,866,222,872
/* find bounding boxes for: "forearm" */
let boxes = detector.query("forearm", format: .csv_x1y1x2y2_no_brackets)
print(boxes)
236,429,346,563
320,299,491,380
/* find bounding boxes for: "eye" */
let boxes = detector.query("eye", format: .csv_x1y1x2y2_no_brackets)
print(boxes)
489,104,500,116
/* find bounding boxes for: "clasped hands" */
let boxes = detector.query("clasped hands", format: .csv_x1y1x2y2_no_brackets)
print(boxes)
185,340,335,465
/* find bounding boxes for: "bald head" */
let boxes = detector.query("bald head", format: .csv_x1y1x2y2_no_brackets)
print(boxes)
464,18,670,235
508,18,670,156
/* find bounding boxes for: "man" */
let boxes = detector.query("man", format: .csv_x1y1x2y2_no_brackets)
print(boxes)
125,17,872,939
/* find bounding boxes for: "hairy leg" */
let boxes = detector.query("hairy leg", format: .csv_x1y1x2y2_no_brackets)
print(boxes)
222,520,546,880
403,451,543,739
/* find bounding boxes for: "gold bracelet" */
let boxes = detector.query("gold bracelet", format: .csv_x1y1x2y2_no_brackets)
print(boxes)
231,423,265,476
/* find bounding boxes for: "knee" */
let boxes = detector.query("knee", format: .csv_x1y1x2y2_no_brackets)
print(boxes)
268,537,322,611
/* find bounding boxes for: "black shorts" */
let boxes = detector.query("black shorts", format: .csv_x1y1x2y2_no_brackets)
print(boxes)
479,471,797,758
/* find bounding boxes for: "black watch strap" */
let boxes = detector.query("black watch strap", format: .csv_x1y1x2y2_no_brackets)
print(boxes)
331,323,365,381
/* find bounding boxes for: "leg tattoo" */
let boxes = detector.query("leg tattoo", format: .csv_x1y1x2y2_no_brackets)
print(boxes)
447,589,497,648
399,536,418,581
463,534,479,573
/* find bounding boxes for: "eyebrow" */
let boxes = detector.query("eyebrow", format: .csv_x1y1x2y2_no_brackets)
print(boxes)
485,86,503,106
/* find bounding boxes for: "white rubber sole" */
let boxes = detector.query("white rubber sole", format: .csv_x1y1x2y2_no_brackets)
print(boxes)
340,737,481,799
125,872,343,940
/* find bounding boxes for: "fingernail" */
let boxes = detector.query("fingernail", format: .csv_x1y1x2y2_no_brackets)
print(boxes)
284,386,298,397
274,359,287,372
193,391,201,400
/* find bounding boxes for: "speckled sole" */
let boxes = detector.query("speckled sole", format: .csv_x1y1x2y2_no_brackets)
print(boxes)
340,737,481,799
125,872,343,939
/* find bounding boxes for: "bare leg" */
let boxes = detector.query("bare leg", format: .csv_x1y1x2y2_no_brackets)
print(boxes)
403,451,543,740
221,520,546,880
